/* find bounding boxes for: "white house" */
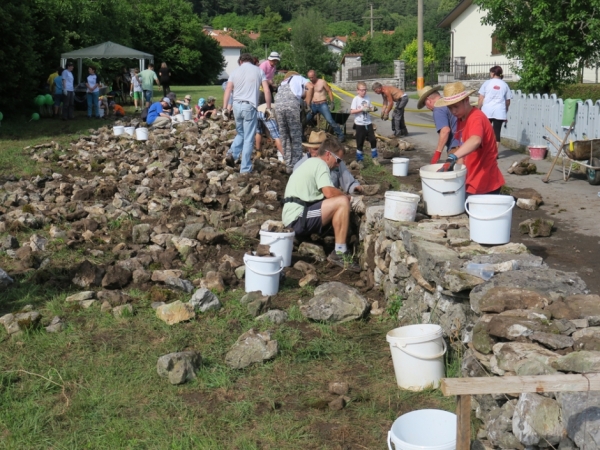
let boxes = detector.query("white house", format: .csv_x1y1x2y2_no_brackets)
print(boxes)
323,36,347,54
204,29,245,80
438,0,598,82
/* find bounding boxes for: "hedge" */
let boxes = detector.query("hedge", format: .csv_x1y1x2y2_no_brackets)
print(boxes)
506,82,600,102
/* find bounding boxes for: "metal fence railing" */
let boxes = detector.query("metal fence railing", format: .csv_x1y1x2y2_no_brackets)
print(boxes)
404,60,520,88
348,63,395,81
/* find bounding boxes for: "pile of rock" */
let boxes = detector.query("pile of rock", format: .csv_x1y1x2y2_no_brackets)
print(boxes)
359,206,599,449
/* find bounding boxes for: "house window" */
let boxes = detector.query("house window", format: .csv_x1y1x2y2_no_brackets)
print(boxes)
491,35,505,56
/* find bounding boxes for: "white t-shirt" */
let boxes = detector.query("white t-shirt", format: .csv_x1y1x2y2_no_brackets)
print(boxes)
87,74,99,93
281,75,309,100
63,70,74,92
351,95,373,126
478,78,512,120
132,75,142,92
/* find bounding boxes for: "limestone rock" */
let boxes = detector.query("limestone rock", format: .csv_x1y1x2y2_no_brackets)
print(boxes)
410,240,459,285
151,270,183,282
493,342,560,373
514,360,557,376
45,316,65,333
558,391,600,448
0,268,14,290
156,301,196,325
512,188,543,205
65,291,95,302
552,351,600,373
0,311,41,335
470,269,586,314
516,198,539,210
255,309,288,325
199,271,225,292
564,294,600,324
157,351,202,385
132,223,151,244
487,316,544,340
530,331,574,350
512,393,562,446
260,220,286,232
164,277,194,293
112,304,133,318
441,268,485,293
329,381,349,395
298,242,326,261
96,290,131,306
189,288,221,312
299,272,319,287
225,329,278,369
519,218,554,237
472,321,495,354
101,265,132,289
479,287,550,313
72,260,105,288
180,222,205,240
300,282,368,323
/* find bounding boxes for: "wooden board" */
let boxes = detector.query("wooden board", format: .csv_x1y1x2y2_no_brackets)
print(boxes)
456,395,471,450
441,374,600,396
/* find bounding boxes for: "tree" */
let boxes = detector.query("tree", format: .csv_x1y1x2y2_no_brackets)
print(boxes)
400,39,437,76
290,10,337,75
474,0,600,93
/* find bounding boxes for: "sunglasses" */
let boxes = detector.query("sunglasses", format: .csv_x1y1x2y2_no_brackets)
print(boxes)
328,151,342,164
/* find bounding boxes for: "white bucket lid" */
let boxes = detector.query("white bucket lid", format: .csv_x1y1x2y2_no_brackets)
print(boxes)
466,194,514,205
392,157,409,163
419,163,466,179
386,324,443,344
243,253,283,263
385,191,420,202
259,230,295,238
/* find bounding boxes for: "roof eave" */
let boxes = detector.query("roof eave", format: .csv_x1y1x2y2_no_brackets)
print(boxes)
438,0,473,28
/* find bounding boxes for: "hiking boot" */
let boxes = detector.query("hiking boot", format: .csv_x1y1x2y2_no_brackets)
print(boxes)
225,154,235,167
327,250,361,273
356,151,364,162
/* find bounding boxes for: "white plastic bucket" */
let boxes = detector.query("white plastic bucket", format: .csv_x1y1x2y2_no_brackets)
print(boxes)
384,192,420,222
244,253,284,295
124,126,135,136
182,109,193,121
388,409,457,450
135,127,149,141
113,126,125,136
386,324,446,390
465,195,515,245
173,114,184,123
392,157,410,176
259,230,295,267
419,164,467,216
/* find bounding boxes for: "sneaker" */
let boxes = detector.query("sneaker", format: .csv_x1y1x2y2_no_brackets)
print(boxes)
371,149,378,158
277,153,285,163
327,250,361,273
356,151,364,162
225,154,235,167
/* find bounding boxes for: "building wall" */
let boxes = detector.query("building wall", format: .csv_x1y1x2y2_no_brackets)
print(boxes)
222,48,241,78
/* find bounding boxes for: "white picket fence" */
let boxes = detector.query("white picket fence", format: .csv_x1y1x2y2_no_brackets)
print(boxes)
504,91,600,156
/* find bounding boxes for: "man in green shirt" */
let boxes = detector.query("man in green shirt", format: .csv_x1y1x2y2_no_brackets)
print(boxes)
139,64,160,108
282,136,359,272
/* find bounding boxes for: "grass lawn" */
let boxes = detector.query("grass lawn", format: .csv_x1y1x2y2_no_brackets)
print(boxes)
0,88,459,449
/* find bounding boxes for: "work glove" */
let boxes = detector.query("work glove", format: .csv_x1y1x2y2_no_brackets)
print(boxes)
371,106,378,112
437,153,458,172
430,151,442,164
328,100,335,111
381,113,389,121
361,104,370,112
222,108,231,121
264,108,273,121
504,120,508,128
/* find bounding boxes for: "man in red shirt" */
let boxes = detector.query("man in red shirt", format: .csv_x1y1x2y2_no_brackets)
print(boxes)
435,82,504,195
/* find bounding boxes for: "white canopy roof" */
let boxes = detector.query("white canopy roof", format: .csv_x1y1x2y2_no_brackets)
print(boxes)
61,41,153,60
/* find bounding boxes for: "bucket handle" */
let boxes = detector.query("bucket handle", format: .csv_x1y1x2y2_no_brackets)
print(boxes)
245,259,284,276
464,198,515,221
392,339,447,360
421,177,466,195
260,235,286,246
387,431,393,450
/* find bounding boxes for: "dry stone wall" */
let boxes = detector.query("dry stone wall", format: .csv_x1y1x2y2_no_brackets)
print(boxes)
361,205,600,449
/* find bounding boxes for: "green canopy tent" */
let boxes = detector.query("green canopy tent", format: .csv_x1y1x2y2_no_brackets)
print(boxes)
60,41,154,84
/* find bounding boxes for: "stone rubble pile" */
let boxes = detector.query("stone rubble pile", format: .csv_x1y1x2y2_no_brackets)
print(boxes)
360,205,599,449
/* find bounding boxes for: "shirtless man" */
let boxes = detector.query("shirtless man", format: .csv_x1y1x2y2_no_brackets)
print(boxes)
305,70,345,142
372,82,409,137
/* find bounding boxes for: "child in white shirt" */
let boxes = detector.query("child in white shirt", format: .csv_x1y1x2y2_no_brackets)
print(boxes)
350,81,378,162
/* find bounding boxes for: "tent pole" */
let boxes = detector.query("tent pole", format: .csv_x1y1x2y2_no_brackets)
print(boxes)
78,59,83,85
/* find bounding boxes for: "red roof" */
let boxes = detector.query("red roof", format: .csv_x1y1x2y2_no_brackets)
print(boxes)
210,33,245,49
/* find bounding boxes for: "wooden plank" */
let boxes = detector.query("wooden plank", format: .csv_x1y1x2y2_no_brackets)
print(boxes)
441,373,600,396
456,395,471,450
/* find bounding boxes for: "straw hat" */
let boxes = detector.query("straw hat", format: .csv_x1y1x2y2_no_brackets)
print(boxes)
257,103,275,113
283,71,299,80
417,85,439,110
302,130,328,148
434,82,475,108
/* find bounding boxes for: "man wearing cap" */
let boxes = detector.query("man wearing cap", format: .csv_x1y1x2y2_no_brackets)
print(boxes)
305,70,345,143
259,52,280,90
146,97,172,128
417,86,460,164
223,53,272,173
435,82,505,196
139,64,160,108
282,136,360,272
275,71,312,172
62,62,75,121
372,82,408,137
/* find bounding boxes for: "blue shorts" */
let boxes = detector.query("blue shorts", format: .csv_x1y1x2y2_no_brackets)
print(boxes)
53,94,63,107
143,90,153,103
257,112,280,139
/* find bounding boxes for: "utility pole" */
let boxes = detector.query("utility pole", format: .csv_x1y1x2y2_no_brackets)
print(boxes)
362,3,382,39
417,0,424,90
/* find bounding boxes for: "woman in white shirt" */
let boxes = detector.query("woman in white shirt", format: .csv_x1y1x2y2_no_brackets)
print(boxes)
86,66,100,119
478,65,512,151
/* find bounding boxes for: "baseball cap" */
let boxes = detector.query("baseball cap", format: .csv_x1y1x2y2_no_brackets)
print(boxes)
109,101,116,107
268,52,281,61
161,97,171,105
